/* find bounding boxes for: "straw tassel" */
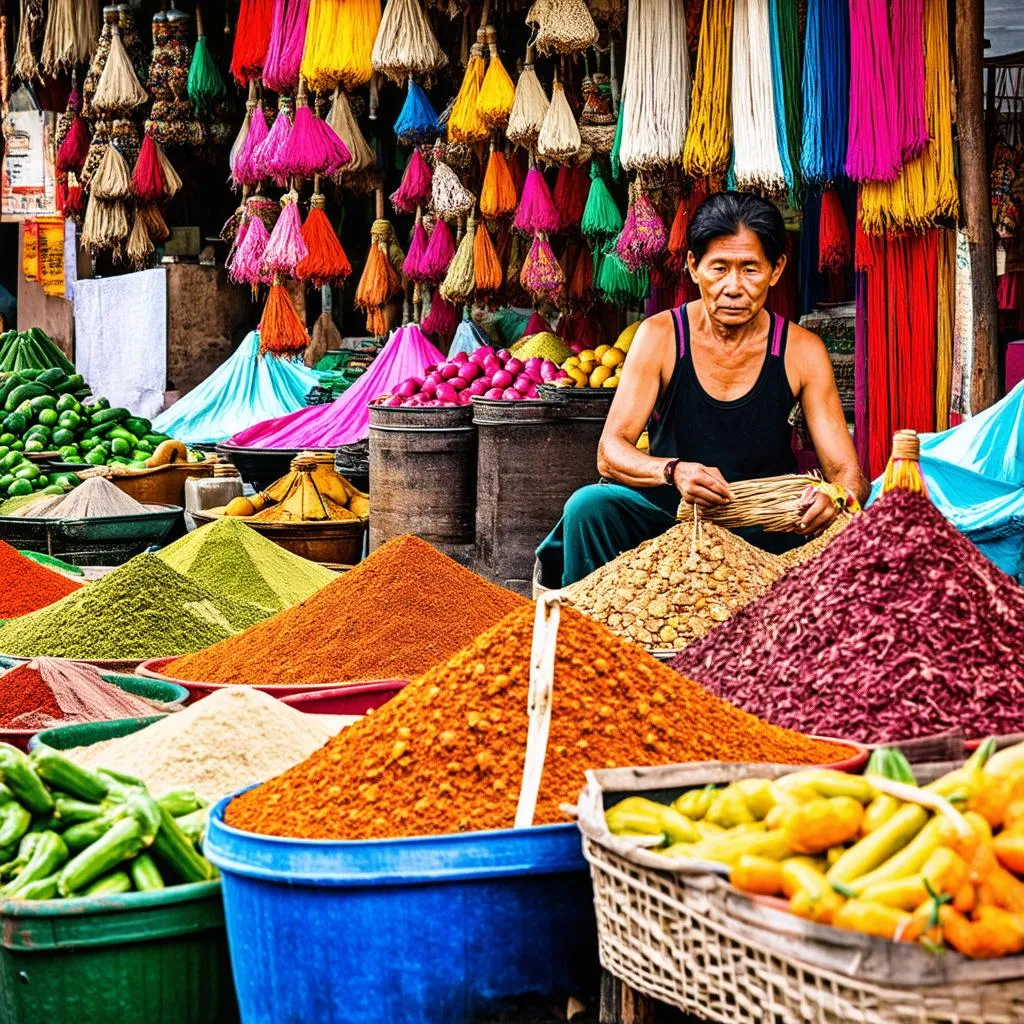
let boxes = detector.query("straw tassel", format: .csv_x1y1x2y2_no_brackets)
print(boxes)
683,0,733,177
507,48,549,150
421,216,456,284
154,142,182,199
231,0,274,86
126,207,155,268
394,78,440,144
263,0,310,93
514,167,560,234
260,280,310,355
440,217,477,304
432,159,475,221
537,74,582,164
480,147,518,220
370,0,447,84
479,26,515,130
90,144,132,202
473,219,504,293
449,35,488,145
532,0,598,56
390,148,433,213
881,430,928,497
81,197,130,257
140,203,171,244
297,191,352,286
262,193,309,277
329,89,375,177
42,0,99,76
188,5,227,115
91,24,148,115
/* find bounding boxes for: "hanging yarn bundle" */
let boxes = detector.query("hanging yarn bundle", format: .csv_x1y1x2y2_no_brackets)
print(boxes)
767,0,797,200
553,163,590,232
231,0,274,85
566,243,595,310
432,157,475,221
478,27,515,131
262,192,309,278
537,74,582,164
730,0,786,197
260,280,310,355
130,134,167,203
818,189,851,272
232,98,268,188
91,22,149,115
683,0,733,177
81,142,131,257
297,191,352,286
356,218,403,337
800,0,849,185
337,0,382,90
403,210,431,281
507,49,549,151
480,147,517,220
421,292,458,344
394,78,440,144
581,163,623,246
391,148,433,212
845,0,902,182
329,89,376,178
126,207,156,268
371,0,446,85
420,216,456,284
615,188,668,272
521,233,565,305
775,0,802,189
449,34,489,145
188,6,228,115
41,0,100,76
514,167,560,234
280,84,349,179
892,0,928,161
155,141,182,199
56,91,91,175
13,0,44,82
263,0,310,94
596,247,650,305
530,0,598,57
89,144,132,202
229,210,273,287
253,97,295,186
474,219,504,294
578,73,617,154
439,217,477,304
619,0,690,171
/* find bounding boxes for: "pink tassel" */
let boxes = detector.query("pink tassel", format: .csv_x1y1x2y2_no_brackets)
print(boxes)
421,292,458,343
314,114,351,176
131,134,167,202
390,149,433,213
514,168,560,234
262,0,310,93
253,106,293,186
524,310,553,336
421,218,456,284
279,103,330,178
229,216,272,285
615,193,667,273
892,0,928,161
233,103,269,187
403,217,431,281
261,197,308,277
845,0,903,182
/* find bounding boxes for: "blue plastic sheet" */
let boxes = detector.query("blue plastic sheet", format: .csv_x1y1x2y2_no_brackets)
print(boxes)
869,382,1024,582
152,331,322,446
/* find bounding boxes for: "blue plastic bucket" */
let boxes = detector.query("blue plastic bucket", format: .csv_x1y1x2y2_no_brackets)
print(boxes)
206,791,597,1024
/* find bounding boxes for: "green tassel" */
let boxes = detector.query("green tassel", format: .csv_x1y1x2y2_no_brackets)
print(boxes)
595,245,649,305
581,163,623,247
779,0,802,202
610,109,625,183
187,36,227,114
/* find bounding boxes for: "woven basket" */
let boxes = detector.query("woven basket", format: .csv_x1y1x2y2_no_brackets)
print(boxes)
577,762,1024,1024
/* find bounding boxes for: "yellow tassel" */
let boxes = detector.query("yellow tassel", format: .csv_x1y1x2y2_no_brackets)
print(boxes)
337,0,381,90
439,217,476,304
449,34,488,144
934,229,955,431
859,0,958,234
881,430,929,497
683,0,733,178
301,0,343,93
478,27,515,131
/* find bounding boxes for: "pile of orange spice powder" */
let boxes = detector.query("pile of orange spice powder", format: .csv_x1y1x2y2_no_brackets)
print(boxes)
225,604,852,840
167,536,525,685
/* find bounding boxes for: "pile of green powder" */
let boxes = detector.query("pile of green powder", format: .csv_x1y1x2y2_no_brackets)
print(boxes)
0,554,268,660
158,518,335,612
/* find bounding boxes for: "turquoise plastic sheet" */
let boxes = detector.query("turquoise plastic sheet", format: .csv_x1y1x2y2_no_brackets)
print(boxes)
869,382,1024,582
152,331,322,446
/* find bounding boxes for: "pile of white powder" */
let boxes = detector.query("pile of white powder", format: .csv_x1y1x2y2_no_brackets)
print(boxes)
67,686,353,804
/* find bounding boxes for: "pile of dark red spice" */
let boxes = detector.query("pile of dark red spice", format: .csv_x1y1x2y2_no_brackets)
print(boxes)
0,540,81,618
672,490,1024,743
0,664,62,727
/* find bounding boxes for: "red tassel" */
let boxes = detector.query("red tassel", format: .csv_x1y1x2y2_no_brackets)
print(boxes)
667,199,689,274
296,200,352,286
819,189,852,273
524,310,552,336
231,0,275,86
567,244,594,307
421,293,458,343
508,151,527,200
259,282,310,355
57,116,90,174
553,164,589,232
131,135,166,203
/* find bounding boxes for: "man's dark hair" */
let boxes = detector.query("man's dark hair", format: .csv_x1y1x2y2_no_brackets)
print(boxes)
686,191,787,266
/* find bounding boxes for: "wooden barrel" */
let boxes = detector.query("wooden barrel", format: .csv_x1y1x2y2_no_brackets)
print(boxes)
368,405,478,555
473,396,610,586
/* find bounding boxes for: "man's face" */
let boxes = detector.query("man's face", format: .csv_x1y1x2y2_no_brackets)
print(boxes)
686,227,786,328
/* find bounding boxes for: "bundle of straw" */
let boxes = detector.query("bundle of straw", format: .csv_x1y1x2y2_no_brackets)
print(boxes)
683,473,824,532
881,429,928,496
537,75,582,164
432,159,475,221
329,88,376,178
91,23,148,115
530,0,598,57
371,0,446,85
14,0,44,82
439,217,477,304
507,48,549,150
42,0,100,76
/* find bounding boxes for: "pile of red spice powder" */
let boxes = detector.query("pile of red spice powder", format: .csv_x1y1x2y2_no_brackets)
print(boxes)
224,604,849,840
167,536,526,685
0,664,62,726
0,541,81,619
672,489,1024,743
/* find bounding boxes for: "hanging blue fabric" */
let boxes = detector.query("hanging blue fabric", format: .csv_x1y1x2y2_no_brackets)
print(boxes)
801,0,849,184
768,0,796,202
394,79,440,144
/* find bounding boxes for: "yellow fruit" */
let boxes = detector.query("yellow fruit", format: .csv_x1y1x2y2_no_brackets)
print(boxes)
601,348,625,369
563,356,580,369
224,497,256,517
595,344,611,359
590,365,613,388
578,349,597,364
602,374,619,388
579,362,596,378
566,366,588,387
615,320,642,354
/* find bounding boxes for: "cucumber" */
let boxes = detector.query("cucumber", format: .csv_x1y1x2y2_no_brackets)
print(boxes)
142,433,169,447
35,368,67,389
4,383,47,412
84,448,107,466
0,434,14,446
1,451,23,470
52,428,74,447
90,407,129,426
0,376,24,409
30,395,57,413
2,413,26,435
86,397,110,412
55,393,80,413
13,464,40,481
23,439,45,454
107,427,138,444
110,439,131,457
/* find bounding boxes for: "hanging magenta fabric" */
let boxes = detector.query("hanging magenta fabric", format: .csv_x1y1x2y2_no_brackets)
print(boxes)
891,0,928,160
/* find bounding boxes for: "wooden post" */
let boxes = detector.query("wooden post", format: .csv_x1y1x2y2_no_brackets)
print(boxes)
955,0,999,412
599,971,655,1024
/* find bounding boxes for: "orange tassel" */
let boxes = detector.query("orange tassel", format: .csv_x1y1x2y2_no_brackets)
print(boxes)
480,149,518,220
567,243,594,306
667,198,689,273
297,198,352,286
473,221,503,292
366,307,389,338
259,282,310,355
356,236,400,338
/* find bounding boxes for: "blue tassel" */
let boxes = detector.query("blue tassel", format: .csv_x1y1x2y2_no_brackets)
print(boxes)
769,0,796,203
800,0,849,184
394,80,440,144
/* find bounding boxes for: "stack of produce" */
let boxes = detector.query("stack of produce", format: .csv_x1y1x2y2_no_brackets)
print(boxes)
672,490,1024,742
0,742,213,899
554,322,639,391
605,743,1024,959
166,536,525,687
508,333,572,365
0,554,267,661
158,517,336,613
224,604,850,840
68,687,342,805
210,452,368,524
375,345,568,408
566,521,782,652
3,476,149,519
0,541,81,619
0,328,75,376
0,659,178,731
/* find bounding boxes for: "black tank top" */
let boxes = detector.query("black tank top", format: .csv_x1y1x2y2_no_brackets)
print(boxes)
645,302,798,514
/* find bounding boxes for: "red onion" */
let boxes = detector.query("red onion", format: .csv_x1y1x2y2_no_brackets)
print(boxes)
468,379,489,396
513,376,533,395
496,349,511,362
506,357,524,377
470,346,495,367
435,382,458,404
502,388,522,401
451,351,469,365
491,369,513,390
439,363,460,381
484,387,505,400
450,377,469,392
383,395,404,407
459,362,481,382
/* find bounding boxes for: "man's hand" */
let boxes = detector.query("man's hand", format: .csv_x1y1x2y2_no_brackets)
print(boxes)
671,462,732,507
797,489,837,536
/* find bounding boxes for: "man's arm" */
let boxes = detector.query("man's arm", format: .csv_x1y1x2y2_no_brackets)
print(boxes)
792,326,870,533
597,315,731,506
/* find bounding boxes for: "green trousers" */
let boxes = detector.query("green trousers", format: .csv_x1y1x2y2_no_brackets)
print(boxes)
537,482,805,589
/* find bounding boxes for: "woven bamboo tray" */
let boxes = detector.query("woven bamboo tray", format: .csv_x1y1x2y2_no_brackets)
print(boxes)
576,761,1024,1024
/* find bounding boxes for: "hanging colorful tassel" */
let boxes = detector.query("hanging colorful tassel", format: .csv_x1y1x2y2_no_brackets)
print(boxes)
478,26,515,131
666,198,689,274
63,178,85,220
394,78,440,144
91,24,149,115
507,48,549,150
767,0,797,200
230,88,257,186
775,0,803,193
263,0,310,93
566,243,595,309
421,216,457,285
818,189,851,272
881,429,928,496
229,215,273,286
537,73,582,164
421,292,458,344
297,192,352,285
440,218,477,304
553,163,589,232
313,110,352,176
262,194,309,278
130,134,166,203
281,86,345,178
521,233,565,305
391,148,433,213
596,246,650,304
432,158,475,221
356,218,403,337
448,34,488,145
233,100,269,187
615,191,668,272
514,167,560,234
473,219,504,293
581,163,623,246
126,207,155,268
56,94,90,174
480,147,517,220
154,142,183,199
370,0,447,85
329,88,376,177
683,0,733,177
90,144,132,202
253,98,294,186
140,203,171,244
336,0,381,90
801,0,849,185
892,0,928,161
403,210,431,281
231,0,274,85
187,6,227,114
260,280,310,355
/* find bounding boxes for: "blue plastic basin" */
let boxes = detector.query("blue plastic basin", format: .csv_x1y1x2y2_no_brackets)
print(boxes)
206,791,597,1024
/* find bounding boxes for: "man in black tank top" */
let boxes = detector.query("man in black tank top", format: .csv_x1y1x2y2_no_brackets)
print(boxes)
538,192,870,589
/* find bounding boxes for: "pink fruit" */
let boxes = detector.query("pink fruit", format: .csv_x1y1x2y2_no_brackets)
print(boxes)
458,362,481,382
469,379,489,396
502,388,523,401
505,357,524,376
496,349,511,362
421,378,438,397
439,363,460,381
484,387,504,400
384,395,404,407
470,346,495,367
450,376,469,392
513,375,532,394
451,351,469,365
491,369,513,390
435,382,458,404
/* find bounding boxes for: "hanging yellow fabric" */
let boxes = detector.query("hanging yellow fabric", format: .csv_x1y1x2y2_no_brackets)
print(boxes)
683,0,734,177
934,227,955,431
859,0,958,234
